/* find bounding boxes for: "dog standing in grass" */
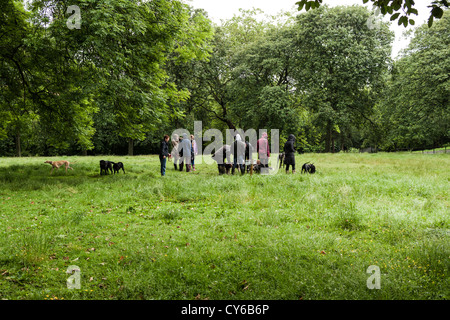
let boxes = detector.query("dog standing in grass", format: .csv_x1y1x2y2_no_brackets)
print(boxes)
99,160,113,175
277,152,286,169
44,160,74,175
113,162,125,174
301,162,316,174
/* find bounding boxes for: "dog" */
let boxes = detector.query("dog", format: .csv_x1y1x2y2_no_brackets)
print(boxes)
44,160,74,175
301,162,316,174
246,160,273,174
218,163,232,175
99,160,113,175
277,152,285,169
113,162,125,174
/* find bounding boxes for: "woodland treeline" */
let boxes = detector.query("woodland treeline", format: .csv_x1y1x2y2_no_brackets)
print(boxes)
1,0,448,156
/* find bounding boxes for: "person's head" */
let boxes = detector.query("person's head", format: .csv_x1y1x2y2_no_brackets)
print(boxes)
164,134,170,142
172,133,178,141
235,134,242,142
262,132,268,139
190,134,194,140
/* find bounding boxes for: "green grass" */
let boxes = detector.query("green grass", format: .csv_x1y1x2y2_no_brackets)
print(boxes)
0,153,448,300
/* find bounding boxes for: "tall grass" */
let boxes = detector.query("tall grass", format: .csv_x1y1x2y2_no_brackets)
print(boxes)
0,153,448,300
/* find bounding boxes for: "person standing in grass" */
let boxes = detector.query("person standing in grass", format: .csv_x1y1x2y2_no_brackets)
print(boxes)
160,134,170,176
190,134,198,171
284,134,296,174
171,133,180,170
257,132,270,168
179,133,192,172
232,134,246,175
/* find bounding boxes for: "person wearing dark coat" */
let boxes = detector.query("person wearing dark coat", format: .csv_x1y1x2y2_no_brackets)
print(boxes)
159,134,170,176
212,144,232,175
283,134,296,173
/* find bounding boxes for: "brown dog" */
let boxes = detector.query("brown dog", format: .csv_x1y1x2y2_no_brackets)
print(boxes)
44,160,74,174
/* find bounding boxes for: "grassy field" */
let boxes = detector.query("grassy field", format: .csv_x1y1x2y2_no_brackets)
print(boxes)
0,152,448,300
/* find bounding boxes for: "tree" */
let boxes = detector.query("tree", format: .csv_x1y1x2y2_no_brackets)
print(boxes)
296,0,449,27
0,0,36,156
228,18,309,142
292,5,394,152
184,8,306,142
193,9,271,131
25,0,213,155
377,11,449,150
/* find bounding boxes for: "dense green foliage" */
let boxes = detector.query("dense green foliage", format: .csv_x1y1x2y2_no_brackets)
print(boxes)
0,153,448,299
0,1,448,156
296,0,449,27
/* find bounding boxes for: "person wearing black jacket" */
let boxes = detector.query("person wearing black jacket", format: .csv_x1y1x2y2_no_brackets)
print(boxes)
283,134,296,173
212,144,231,175
160,134,170,176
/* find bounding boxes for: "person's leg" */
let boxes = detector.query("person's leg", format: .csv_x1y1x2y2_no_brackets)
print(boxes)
286,164,290,173
292,163,296,174
261,157,269,174
161,157,167,176
261,157,269,167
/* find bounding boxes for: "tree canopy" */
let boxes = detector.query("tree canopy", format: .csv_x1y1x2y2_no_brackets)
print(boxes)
296,0,449,27
0,2,448,155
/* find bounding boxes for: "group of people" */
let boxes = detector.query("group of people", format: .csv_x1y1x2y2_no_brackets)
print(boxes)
158,131,297,176
159,133,198,176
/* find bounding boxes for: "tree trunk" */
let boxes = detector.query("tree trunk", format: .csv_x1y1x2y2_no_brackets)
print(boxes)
325,121,332,153
128,138,134,156
331,135,335,153
15,132,21,157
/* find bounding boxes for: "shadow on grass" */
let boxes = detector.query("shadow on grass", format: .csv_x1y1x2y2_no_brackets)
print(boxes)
0,163,137,191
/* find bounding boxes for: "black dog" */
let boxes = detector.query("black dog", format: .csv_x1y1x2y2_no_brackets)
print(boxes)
246,160,272,174
113,162,125,174
249,163,261,174
100,160,113,175
277,152,285,169
218,163,232,175
301,162,316,174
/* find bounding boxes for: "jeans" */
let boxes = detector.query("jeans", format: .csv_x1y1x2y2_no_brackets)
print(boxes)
160,156,167,176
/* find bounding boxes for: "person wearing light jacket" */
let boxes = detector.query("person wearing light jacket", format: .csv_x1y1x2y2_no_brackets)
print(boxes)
232,134,246,175
178,133,192,172
171,134,180,170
